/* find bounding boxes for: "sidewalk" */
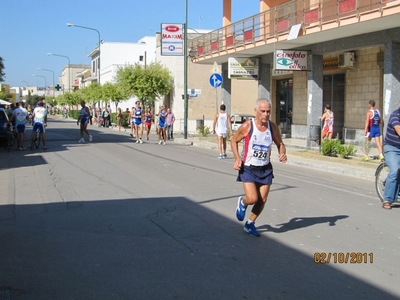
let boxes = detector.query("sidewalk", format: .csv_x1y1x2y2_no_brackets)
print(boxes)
172,135,380,181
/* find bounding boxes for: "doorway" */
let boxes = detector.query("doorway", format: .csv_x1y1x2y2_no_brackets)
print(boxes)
323,74,345,140
276,79,293,135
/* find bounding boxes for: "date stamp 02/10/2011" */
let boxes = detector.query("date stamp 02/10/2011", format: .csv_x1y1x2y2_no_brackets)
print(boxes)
314,252,373,264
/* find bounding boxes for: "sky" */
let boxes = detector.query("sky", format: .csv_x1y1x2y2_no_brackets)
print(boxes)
0,0,259,88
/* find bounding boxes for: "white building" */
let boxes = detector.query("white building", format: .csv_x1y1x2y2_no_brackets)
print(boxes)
86,36,157,112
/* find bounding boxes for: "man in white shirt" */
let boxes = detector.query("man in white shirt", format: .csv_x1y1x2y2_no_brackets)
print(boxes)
29,98,48,150
213,104,233,159
13,102,28,150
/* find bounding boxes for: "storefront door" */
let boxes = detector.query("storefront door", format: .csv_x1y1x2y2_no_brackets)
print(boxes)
323,74,345,140
276,79,293,135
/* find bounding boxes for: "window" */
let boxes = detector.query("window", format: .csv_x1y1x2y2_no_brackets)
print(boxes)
139,55,144,62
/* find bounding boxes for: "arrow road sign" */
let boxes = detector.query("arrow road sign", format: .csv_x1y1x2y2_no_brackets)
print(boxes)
209,73,223,88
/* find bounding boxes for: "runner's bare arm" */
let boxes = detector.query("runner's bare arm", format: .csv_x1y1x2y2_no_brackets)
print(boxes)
271,122,287,163
230,120,251,170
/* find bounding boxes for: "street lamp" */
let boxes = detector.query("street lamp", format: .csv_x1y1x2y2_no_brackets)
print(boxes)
38,68,55,101
67,23,101,85
33,74,47,96
47,53,71,92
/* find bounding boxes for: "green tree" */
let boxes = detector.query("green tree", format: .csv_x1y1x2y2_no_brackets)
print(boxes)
0,91,6,100
63,91,83,107
116,62,173,108
81,83,103,105
26,95,43,107
102,82,127,109
0,57,5,82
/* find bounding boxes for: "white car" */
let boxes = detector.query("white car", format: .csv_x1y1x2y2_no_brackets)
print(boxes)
230,114,254,131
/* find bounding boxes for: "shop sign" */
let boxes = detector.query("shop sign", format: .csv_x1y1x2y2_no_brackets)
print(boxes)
161,23,183,56
228,57,259,79
274,50,308,71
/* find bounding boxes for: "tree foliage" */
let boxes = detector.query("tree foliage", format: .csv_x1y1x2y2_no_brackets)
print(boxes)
81,82,103,103
101,82,127,109
0,57,5,82
116,62,173,108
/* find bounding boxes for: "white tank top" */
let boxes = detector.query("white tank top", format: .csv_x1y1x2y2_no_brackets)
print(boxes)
216,112,228,134
241,119,273,166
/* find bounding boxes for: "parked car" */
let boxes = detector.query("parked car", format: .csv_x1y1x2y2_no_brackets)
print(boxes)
231,114,254,131
0,108,11,140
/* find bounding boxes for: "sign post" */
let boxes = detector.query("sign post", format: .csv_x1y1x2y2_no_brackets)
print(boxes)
209,73,223,114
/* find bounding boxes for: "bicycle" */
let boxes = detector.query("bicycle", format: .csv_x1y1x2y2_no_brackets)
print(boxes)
30,126,42,150
3,123,15,151
375,162,400,204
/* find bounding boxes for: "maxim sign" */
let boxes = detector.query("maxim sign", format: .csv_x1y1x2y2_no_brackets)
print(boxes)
274,50,308,71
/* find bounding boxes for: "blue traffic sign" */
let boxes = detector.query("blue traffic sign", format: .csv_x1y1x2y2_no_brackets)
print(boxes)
209,73,223,88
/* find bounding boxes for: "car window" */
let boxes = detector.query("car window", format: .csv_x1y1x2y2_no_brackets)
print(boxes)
231,115,253,124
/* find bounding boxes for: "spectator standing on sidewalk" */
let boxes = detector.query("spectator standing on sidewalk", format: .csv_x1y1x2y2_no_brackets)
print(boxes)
166,108,175,140
231,98,287,237
89,106,93,125
77,101,93,143
213,104,232,159
381,103,400,210
96,107,101,125
116,107,123,132
320,104,334,142
364,100,384,161
103,107,110,128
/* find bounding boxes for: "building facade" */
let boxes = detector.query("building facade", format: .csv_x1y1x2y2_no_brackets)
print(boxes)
188,0,400,145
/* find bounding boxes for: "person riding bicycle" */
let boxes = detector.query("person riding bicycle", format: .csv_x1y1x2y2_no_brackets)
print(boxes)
29,98,48,150
381,103,400,210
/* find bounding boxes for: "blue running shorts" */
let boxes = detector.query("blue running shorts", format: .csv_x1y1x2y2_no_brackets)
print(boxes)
237,162,274,185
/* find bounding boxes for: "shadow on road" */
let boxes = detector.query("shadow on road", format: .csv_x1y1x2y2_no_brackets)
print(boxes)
0,197,394,300
259,215,349,233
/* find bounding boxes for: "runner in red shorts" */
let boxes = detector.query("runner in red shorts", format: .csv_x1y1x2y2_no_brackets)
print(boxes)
145,107,153,140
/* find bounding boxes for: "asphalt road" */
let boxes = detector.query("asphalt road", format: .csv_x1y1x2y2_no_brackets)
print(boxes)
0,116,399,300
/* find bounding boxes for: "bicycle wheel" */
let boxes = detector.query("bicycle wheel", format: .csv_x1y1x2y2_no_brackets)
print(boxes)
375,162,389,202
4,131,14,151
34,131,41,149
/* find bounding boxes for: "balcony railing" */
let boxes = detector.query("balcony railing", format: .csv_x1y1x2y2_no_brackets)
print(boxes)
189,0,399,60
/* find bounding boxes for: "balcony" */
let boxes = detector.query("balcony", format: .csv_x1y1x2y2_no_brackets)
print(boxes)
189,0,400,64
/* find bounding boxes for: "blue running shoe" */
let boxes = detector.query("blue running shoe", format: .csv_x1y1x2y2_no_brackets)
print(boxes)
244,222,260,237
218,154,223,159
223,153,227,158
236,196,247,221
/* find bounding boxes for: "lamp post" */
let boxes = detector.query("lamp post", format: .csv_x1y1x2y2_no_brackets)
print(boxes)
183,0,188,139
38,68,55,101
33,74,47,96
47,53,71,92
67,23,101,85
21,81,29,98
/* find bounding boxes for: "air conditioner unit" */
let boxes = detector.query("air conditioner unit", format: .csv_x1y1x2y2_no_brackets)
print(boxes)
338,52,355,68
